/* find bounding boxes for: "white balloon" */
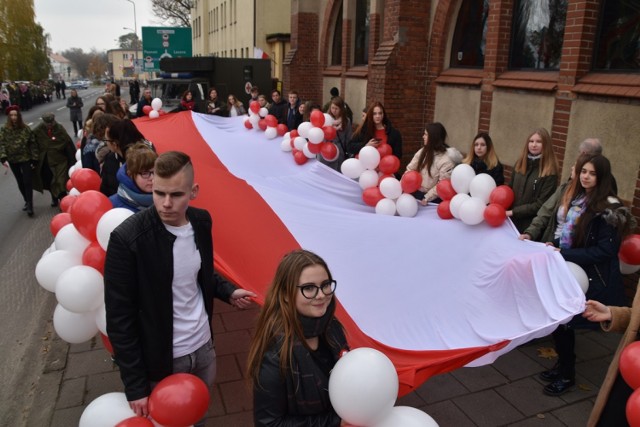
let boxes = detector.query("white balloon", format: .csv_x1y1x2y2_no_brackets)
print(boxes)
149,110,160,119
95,304,107,335
329,348,399,426
280,138,292,152
374,406,439,427
469,173,497,204
55,223,91,256
323,113,334,127
70,187,81,196
249,112,260,126
297,121,312,138
75,149,81,162
151,97,163,111
283,132,291,140
449,193,471,219
259,107,268,118
53,304,99,344
358,170,379,190
396,194,419,217
302,143,316,159
265,127,278,140
75,159,82,170
450,163,476,194
77,129,83,139
459,197,487,225
97,208,134,251
620,261,640,275
78,392,136,427
341,158,365,179
566,261,589,293
359,146,381,170
308,127,325,144
35,250,82,292
375,198,397,216
68,165,76,178
379,177,402,200
55,265,104,313
293,136,307,151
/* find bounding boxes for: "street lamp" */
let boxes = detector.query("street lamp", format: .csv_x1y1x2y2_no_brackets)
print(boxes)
125,0,138,74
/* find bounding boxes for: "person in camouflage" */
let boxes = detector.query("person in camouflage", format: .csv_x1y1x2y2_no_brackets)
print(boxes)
32,113,76,206
0,106,38,216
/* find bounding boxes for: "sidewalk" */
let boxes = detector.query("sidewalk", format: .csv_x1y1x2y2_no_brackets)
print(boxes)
36,297,621,426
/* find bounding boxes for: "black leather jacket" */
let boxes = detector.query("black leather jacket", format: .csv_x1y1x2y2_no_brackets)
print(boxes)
105,206,237,401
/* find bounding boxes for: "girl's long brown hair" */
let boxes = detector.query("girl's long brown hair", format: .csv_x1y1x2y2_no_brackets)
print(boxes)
247,250,335,386
352,101,388,141
514,127,558,177
416,122,448,177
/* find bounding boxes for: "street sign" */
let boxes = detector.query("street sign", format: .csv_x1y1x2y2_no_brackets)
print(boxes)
141,27,192,73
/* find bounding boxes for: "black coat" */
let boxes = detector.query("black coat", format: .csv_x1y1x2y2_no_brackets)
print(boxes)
104,206,237,401
347,124,403,160
470,157,504,186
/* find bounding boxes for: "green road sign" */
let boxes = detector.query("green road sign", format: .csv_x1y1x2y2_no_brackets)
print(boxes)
141,27,193,73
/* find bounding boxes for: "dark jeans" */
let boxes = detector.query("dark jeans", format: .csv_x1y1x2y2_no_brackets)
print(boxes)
9,161,33,206
72,120,82,135
552,325,576,380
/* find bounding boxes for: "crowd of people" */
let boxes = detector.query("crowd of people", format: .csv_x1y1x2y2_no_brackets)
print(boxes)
0,79,637,425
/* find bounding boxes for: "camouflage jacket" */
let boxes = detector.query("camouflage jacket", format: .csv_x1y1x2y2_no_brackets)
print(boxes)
0,126,38,163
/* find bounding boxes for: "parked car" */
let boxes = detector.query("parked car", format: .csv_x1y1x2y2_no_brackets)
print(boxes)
67,81,89,90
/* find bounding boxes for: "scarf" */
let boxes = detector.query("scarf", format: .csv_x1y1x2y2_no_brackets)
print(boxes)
116,182,153,211
559,195,586,249
298,298,335,339
527,153,542,161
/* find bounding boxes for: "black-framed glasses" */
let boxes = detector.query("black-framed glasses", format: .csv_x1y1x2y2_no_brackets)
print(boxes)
296,280,337,299
138,170,154,179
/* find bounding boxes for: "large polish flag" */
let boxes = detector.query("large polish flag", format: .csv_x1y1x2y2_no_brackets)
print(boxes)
135,112,585,395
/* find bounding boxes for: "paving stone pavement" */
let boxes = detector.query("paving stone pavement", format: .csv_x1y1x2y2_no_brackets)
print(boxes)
25,294,622,427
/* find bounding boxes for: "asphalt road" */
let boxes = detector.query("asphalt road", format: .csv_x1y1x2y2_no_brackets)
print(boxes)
0,86,102,425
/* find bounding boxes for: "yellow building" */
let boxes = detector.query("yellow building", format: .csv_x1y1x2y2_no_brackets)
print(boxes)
107,49,148,81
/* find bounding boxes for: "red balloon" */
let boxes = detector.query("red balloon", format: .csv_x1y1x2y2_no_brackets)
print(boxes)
249,100,260,114
142,105,152,115
620,235,640,265
100,333,114,355
59,195,77,213
378,155,400,174
290,129,299,139
149,373,210,427
258,118,267,131
323,125,337,141
293,151,308,165
71,168,101,193
320,142,338,162
69,190,113,242
627,388,640,427
82,241,106,275
243,119,252,129
265,114,278,128
377,143,392,157
276,124,288,136
436,179,456,201
362,187,384,207
158,109,167,116
401,171,422,194
489,185,515,209
621,342,640,390
50,212,72,236
66,179,73,191
306,142,322,154
484,203,507,227
437,200,454,219
310,110,325,128
115,416,154,427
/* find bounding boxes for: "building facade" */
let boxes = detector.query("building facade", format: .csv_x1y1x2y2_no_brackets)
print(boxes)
107,49,147,81
282,0,640,227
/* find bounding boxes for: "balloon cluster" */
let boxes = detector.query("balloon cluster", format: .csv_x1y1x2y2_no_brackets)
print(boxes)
329,348,439,426
278,110,340,165
617,342,640,426
340,145,417,217
435,164,514,227
244,100,288,139
79,373,209,427
619,234,640,275
141,98,167,119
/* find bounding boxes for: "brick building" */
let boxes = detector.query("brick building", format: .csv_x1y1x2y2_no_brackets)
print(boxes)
283,0,640,227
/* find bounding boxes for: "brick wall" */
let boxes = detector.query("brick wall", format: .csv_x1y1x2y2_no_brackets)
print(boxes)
283,12,322,107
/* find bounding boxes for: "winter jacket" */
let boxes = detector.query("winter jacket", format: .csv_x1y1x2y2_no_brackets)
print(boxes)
32,122,75,197
523,183,569,243
469,157,504,186
405,148,461,203
509,157,558,232
347,124,403,161
100,151,124,197
66,95,84,122
104,206,237,401
0,126,38,164
81,134,101,173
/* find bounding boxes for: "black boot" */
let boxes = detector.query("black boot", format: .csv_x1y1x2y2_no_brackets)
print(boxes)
51,195,59,207
26,202,34,217
22,202,28,211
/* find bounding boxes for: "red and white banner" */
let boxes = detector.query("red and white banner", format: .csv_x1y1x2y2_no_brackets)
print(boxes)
135,112,585,395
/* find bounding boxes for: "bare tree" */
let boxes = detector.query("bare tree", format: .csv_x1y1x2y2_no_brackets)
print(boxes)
151,0,192,27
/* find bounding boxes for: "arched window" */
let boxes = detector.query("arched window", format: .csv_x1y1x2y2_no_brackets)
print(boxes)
593,0,640,70
353,0,370,66
450,0,489,68
509,0,568,70
331,2,343,66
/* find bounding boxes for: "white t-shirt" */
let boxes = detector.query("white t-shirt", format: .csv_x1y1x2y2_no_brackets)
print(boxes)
164,222,211,358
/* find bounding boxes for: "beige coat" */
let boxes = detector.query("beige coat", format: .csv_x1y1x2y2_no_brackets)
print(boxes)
588,279,640,426
406,149,456,202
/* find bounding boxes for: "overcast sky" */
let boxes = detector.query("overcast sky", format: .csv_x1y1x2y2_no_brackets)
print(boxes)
34,0,160,53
